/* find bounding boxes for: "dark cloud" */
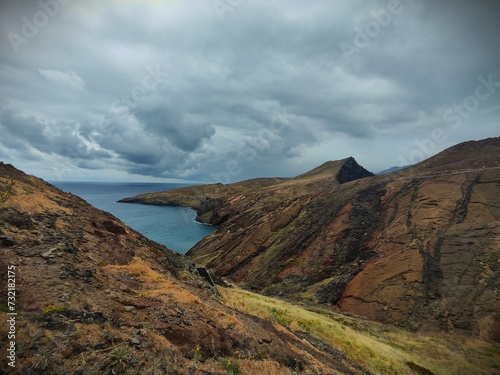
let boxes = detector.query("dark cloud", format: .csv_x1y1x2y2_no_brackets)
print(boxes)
132,98,215,152
0,0,499,181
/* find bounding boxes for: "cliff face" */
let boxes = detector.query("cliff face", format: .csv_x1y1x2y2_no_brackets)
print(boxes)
122,138,500,341
0,162,366,374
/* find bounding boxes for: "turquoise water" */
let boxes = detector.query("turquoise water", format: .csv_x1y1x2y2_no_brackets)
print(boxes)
52,182,215,254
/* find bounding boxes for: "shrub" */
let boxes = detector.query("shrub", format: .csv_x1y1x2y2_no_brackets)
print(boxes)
219,357,240,375
192,344,202,362
109,346,130,374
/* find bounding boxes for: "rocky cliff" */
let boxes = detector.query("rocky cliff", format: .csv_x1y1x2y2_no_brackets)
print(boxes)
0,162,368,374
122,138,500,342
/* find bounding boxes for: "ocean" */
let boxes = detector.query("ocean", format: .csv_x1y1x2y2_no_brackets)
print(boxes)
51,182,215,254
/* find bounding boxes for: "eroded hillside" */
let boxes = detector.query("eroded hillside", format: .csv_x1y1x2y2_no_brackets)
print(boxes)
122,138,500,342
0,162,368,374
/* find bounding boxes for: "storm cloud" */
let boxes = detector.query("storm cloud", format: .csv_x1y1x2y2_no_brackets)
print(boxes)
0,0,499,182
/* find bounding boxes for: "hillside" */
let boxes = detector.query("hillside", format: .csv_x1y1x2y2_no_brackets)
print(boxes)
121,137,500,343
0,162,369,374
2,153,500,374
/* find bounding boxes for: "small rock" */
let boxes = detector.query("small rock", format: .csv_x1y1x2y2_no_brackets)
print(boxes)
130,337,141,347
258,337,272,344
124,306,135,312
41,249,56,258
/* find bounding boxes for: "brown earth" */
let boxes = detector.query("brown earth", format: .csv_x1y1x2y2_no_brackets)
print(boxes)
121,137,500,342
0,162,369,374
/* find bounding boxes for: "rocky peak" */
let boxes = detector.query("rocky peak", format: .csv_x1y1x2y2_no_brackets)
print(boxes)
295,157,374,184
336,157,374,184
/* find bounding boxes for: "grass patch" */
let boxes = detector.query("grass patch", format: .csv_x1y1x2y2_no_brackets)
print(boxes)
104,257,200,304
269,307,293,326
297,318,321,333
221,286,500,375
43,304,69,314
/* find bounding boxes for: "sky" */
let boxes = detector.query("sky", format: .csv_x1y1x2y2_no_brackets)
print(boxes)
0,0,499,182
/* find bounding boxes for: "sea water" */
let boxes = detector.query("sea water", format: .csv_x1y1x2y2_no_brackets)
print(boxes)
52,182,215,254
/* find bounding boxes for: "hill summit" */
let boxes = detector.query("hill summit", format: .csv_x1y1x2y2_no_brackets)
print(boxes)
295,157,374,183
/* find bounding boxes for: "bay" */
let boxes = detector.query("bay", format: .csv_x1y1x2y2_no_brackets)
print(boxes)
51,182,215,254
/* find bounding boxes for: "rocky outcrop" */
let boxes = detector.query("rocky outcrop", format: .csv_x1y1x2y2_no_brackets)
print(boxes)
122,138,500,342
296,157,374,183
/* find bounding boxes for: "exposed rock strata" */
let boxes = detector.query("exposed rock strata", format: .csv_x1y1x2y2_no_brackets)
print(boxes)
122,138,500,341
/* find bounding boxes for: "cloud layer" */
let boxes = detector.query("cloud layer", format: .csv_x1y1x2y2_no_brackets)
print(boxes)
1,0,499,181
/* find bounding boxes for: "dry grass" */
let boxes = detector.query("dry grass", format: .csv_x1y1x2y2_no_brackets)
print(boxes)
104,257,201,304
221,286,500,375
1,177,72,214
203,306,249,336
104,258,252,336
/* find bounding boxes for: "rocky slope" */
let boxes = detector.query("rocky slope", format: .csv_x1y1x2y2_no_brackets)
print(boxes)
121,138,500,342
0,162,369,374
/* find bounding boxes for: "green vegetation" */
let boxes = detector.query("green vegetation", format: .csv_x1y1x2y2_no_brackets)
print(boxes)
192,343,202,362
43,304,69,314
269,307,292,326
219,357,240,375
222,286,500,375
297,318,321,333
109,346,130,374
